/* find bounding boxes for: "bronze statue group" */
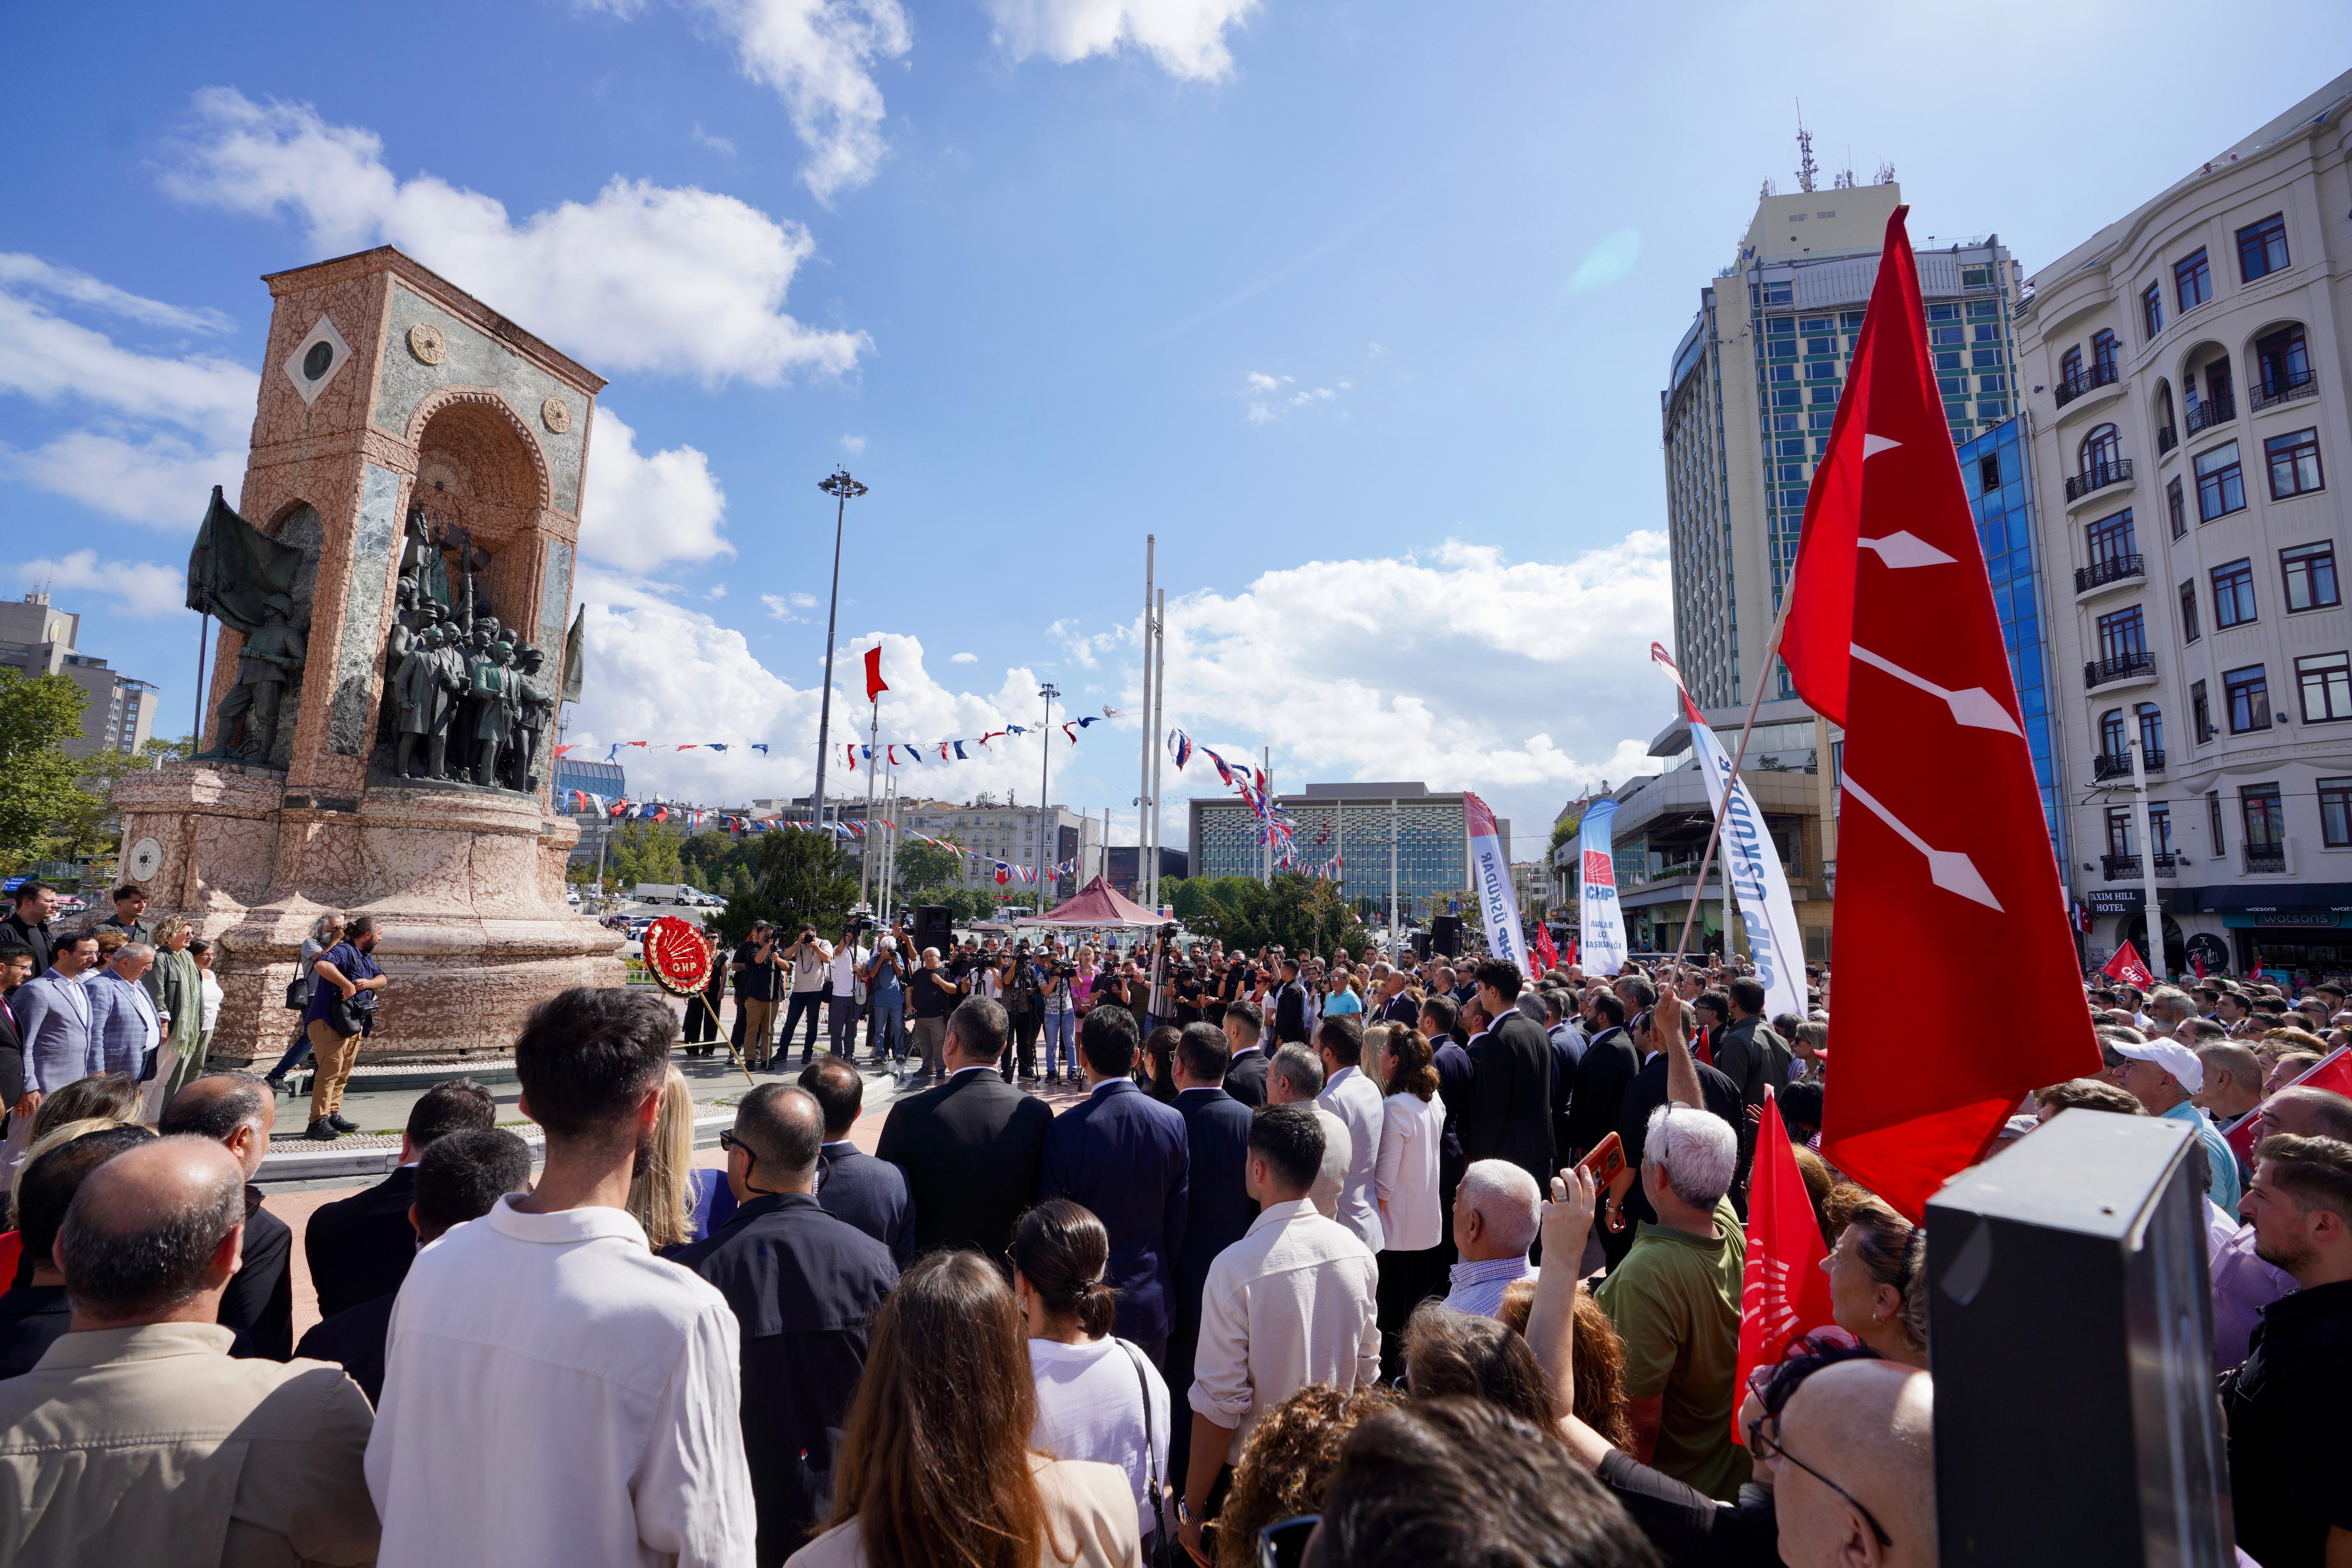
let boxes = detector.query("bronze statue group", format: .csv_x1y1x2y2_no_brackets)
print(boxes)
385,506,556,792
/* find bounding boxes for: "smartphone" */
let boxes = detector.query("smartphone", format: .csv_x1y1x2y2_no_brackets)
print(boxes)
1577,1132,1627,1188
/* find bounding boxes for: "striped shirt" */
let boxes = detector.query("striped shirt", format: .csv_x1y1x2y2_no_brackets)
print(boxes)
1441,1254,1538,1320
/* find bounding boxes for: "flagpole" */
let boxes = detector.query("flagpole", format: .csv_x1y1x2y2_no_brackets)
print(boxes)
1389,795,1400,962
1148,588,1166,913
2130,734,2164,980
1670,585,1804,970
860,700,879,908
1138,536,1155,912
811,470,867,842
1038,684,1059,907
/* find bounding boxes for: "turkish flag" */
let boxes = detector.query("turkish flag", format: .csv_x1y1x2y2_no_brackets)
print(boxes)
1532,924,1560,975
864,646,889,704
1786,209,2100,1221
2102,941,2154,988
1734,1089,1835,1441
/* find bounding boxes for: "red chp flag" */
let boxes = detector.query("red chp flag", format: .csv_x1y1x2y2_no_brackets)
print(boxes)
1532,924,1560,975
2101,941,2154,988
864,646,889,704
1735,1089,1835,1440
1783,208,2099,1221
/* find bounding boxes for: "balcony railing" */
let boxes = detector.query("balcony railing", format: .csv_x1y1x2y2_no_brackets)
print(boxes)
2075,553,2145,594
2251,367,2318,412
2054,361,2122,408
2102,852,2181,880
2085,651,2157,688
2065,459,2134,502
2157,425,2178,455
2091,749,2165,781
2245,842,2287,874
2186,395,2236,435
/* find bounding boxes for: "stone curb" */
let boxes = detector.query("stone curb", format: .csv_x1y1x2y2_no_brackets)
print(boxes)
256,1108,733,1186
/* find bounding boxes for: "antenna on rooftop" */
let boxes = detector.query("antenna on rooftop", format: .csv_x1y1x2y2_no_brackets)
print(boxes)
1794,101,1819,194
1875,160,1897,185
1834,143,1857,189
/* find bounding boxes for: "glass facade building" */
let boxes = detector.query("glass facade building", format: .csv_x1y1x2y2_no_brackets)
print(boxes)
1188,786,1497,920
554,757,627,809
1958,417,2067,863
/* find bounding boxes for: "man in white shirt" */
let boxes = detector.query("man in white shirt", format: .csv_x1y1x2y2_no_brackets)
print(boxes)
1267,1045,1351,1220
781,927,835,1066
1440,1159,1540,1318
1180,1103,1378,1565
1314,1016,1386,1254
827,934,863,1059
367,987,756,1568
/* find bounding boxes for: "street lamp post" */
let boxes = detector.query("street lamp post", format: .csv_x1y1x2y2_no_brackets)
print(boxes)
1037,683,1059,903
811,468,867,839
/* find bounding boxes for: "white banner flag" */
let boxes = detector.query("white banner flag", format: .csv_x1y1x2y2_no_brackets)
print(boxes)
1577,800,1628,976
1463,791,1530,975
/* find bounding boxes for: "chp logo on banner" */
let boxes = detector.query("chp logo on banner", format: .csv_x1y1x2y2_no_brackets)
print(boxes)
2101,940,2155,988
1463,791,1530,976
1577,800,1629,976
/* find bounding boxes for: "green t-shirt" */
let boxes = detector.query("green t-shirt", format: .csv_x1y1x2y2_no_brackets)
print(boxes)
1593,1196,1752,1501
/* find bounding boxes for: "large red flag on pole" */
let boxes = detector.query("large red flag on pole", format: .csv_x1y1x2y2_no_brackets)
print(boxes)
2100,941,2154,988
1782,208,2099,1220
1734,1089,1835,1440
1532,923,1560,975
863,646,889,704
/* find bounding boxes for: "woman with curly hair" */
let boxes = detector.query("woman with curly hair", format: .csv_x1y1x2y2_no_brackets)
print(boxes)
1209,1382,1401,1568
1496,1278,1636,1453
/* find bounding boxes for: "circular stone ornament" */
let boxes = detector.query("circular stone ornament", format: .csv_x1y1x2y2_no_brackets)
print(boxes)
541,396,571,434
407,322,447,365
125,836,164,883
640,917,712,997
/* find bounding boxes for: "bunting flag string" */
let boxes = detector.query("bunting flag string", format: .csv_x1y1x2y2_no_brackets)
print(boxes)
568,721,1089,769
1167,729,1192,770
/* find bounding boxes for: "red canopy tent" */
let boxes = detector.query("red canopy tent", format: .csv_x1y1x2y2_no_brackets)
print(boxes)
1015,875,1166,929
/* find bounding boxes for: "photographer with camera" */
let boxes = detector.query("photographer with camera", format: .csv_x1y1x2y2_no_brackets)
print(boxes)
732,922,786,1070
1039,945,1080,1086
779,926,835,1067
860,934,906,1072
906,948,964,1084
828,921,866,1059
300,916,388,1142
999,939,1042,1084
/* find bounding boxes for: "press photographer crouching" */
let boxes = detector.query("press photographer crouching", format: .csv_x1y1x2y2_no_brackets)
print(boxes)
302,919,389,1142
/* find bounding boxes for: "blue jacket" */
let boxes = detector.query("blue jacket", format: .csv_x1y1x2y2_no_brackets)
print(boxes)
1170,1085,1256,1345
816,1142,916,1266
12,970,91,1094
1040,1077,1190,1343
84,968,162,1079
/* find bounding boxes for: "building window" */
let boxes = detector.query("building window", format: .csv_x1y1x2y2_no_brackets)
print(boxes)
2105,806,2134,856
2092,329,2119,377
2141,283,2163,339
2208,790,2226,851
2242,784,2285,847
2225,664,2272,732
2139,703,2164,757
2179,579,2201,642
2100,708,2126,757
2265,428,2324,499
1978,453,2002,492
2149,802,2173,853
2167,476,2187,540
2282,542,2340,613
2237,214,2290,282
2212,559,2258,627
2255,327,2310,396
2086,508,2136,563
2298,652,2352,722
2099,606,2148,664
2196,442,2246,520
2081,423,2122,478
2175,249,2211,312
2321,778,2352,848
2060,345,2082,385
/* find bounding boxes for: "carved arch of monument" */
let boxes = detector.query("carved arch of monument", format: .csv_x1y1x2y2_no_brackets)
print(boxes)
406,386,555,636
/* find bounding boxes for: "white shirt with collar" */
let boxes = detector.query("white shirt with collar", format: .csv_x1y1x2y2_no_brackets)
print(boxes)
1186,1197,1380,1465
367,1195,756,1568
1317,1065,1386,1254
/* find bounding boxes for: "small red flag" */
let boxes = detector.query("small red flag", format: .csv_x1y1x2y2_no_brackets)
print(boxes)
1532,924,1560,975
1734,1089,1836,1440
2101,941,2154,988
864,646,888,704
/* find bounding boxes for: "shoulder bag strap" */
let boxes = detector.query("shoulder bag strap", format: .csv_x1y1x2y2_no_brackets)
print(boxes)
1115,1337,1165,1554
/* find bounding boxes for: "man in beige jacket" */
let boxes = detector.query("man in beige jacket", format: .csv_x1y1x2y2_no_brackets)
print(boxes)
0,1135,379,1566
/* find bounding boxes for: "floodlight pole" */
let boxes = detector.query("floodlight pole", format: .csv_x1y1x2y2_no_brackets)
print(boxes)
811,468,867,837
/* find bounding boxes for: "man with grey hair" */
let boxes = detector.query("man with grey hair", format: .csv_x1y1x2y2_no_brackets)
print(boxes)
905,945,964,1084
87,940,161,1088
1440,1159,1541,1317
1266,1042,1350,1219
160,1073,291,1361
1594,1103,1749,1500
2146,985,2198,1033
0,1136,379,1564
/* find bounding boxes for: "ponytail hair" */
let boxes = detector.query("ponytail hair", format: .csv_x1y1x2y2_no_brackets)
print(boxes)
1011,1198,1119,1339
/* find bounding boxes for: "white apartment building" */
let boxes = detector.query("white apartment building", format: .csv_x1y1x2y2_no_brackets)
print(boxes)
890,800,1104,900
0,592,159,760
2014,69,2352,979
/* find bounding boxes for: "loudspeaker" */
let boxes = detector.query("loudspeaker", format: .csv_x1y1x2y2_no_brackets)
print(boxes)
1928,1110,2230,1563
914,905,953,956
1432,916,1464,958
1411,932,1432,961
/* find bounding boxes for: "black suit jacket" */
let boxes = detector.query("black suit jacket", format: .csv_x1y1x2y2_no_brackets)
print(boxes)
1617,1054,1744,1231
816,1143,915,1266
1170,1087,1256,1346
1432,1039,1473,1209
1221,1046,1269,1109
0,1284,71,1379
876,1067,1055,1259
295,1293,394,1406
222,1189,293,1361
1273,981,1310,1045
304,1165,418,1321
0,989,24,1109
1462,1012,1555,1188
1040,1079,1189,1344
675,1192,898,1566
1562,1027,1639,1163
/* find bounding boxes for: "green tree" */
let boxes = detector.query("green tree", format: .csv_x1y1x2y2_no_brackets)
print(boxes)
609,822,684,890
1173,873,1375,958
0,671,97,873
715,831,858,945
892,842,965,899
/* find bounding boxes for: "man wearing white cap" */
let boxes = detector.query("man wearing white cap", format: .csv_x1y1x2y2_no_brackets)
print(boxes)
2112,1037,2240,1211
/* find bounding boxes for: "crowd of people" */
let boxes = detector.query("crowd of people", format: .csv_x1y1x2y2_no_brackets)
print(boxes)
0,865,2349,1565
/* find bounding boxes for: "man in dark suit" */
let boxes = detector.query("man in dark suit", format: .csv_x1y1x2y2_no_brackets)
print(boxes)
1039,1004,1188,1365
875,996,1052,1259
0,940,31,1118
1165,1021,1255,1487
1460,960,1554,1191
159,1072,292,1359
304,1077,497,1320
797,1055,913,1264
678,1085,897,1566
1562,990,1637,1164
297,1127,531,1404
1272,959,1311,1046
1417,995,1474,1256
1220,998,1270,1108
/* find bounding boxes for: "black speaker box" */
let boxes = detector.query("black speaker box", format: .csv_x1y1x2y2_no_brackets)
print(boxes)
1432,915,1464,957
1411,932,1432,961
913,905,953,955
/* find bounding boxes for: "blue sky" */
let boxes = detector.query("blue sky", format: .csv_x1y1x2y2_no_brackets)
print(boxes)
5,0,2348,852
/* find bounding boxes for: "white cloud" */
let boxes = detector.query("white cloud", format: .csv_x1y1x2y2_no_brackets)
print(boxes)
840,434,865,454
761,593,797,619
17,549,192,619
1567,228,1643,296
707,584,729,599
165,88,866,385
985,0,1259,80
787,591,818,607
4,430,248,527
579,407,732,571
950,651,977,664
0,282,253,442
1241,368,1343,425
690,123,739,157
691,0,912,203
0,254,232,335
